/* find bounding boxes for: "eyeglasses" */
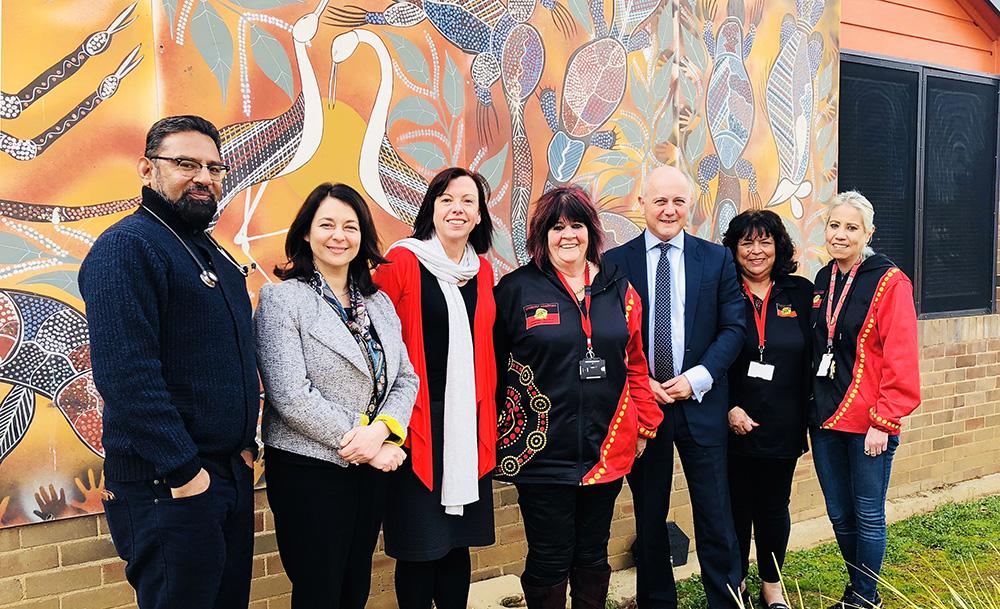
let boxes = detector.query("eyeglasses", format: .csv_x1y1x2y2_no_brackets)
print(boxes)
148,156,230,182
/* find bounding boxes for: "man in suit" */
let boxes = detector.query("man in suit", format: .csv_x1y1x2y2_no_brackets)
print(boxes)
605,165,745,608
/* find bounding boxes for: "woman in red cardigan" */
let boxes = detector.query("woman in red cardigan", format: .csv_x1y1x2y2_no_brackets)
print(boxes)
373,167,497,609
810,191,921,609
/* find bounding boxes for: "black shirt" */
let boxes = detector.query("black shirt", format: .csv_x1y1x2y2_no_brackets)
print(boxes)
419,263,478,401
727,274,813,458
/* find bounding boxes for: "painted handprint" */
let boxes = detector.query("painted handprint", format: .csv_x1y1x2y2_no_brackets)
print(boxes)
70,468,105,513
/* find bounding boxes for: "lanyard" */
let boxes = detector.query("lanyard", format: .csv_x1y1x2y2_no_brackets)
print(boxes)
556,264,595,357
825,259,862,351
743,281,772,362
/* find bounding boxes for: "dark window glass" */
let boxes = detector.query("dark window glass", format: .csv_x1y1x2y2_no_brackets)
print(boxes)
838,62,918,277
921,76,998,314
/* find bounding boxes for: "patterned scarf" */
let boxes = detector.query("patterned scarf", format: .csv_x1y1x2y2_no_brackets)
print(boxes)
308,272,387,419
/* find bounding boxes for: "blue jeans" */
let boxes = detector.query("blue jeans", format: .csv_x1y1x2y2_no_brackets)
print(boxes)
810,428,899,604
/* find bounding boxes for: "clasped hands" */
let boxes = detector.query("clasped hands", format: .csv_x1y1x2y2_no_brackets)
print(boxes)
648,375,693,404
339,421,407,472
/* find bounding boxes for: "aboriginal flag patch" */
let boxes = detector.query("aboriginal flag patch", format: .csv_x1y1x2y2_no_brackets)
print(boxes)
776,304,797,318
812,292,824,308
524,303,560,329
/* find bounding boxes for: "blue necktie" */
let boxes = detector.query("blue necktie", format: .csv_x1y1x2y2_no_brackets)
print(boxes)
653,242,675,382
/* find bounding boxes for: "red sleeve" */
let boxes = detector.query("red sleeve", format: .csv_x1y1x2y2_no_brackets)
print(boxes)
373,248,408,305
870,273,921,432
625,284,663,438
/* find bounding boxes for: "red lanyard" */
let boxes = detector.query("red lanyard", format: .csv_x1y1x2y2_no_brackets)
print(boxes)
556,264,595,356
743,281,772,362
825,259,862,351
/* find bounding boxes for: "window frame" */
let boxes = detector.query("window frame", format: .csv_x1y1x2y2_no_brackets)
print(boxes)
840,51,1000,319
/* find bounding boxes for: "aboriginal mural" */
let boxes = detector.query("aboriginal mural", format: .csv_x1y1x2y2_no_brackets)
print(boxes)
0,0,839,527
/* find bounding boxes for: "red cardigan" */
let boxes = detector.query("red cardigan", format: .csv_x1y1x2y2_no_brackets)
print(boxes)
373,247,498,490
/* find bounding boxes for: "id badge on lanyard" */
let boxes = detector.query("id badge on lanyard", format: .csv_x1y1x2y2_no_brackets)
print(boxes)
744,282,775,382
818,260,861,379
556,265,606,381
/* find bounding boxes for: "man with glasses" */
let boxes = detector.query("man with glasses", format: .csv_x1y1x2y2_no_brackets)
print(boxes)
80,116,259,609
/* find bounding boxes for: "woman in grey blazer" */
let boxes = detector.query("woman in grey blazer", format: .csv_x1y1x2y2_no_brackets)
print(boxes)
255,183,419,609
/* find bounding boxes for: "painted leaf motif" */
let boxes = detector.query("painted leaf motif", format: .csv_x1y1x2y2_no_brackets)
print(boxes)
652,63,671,102
385,32,432,87
443,53,465,119
684,120,706,164
389,97,439,130
490,226,517,264
162,0,178,39
0,385,34,463
616,117,644,147
231,0,303,8
629,71,649,120
595,150,631,167
657,3,673,53
598,174,636,201
679,73,696,108
190,0,234,102
681,28,707,73
400,142,448,172
478,143,509,193
0,233,43,265
22,271,82,301
655,104,674,144
568,0,594,37
250,25,294,101
817,61,833,102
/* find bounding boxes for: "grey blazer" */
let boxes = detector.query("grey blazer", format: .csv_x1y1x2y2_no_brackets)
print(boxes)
254,279,419,467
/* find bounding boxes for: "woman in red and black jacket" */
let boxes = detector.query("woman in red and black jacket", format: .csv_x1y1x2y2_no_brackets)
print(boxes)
493,186,662,609
811,191,921,609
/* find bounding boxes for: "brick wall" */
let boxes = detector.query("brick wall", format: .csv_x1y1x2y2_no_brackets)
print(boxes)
3,314,1000,608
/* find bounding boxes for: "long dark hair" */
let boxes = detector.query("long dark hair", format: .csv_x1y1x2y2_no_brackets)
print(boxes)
274,183,387,296
411,167,493,254
721,209,798,279
527,186,604,267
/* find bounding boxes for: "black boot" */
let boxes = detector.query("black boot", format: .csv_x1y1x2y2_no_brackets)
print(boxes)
825,584,854,609
521,575,568,609
569,566,612,609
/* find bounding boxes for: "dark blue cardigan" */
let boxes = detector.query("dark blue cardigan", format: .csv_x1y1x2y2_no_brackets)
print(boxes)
80,187,259,486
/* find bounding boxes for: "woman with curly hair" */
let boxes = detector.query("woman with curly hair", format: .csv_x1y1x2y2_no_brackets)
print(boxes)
721,210,813,609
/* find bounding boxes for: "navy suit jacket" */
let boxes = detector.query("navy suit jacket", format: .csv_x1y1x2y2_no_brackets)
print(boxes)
604,231,745,445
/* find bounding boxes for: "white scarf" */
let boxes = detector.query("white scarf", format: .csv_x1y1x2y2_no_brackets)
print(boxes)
389,236,480,515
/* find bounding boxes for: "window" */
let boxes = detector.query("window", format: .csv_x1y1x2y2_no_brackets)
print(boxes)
838,54,1000,317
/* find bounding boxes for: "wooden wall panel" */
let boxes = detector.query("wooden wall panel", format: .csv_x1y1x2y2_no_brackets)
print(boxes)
843,0,1000,73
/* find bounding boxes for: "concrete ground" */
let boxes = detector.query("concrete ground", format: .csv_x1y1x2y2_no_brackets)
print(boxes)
468,472,1000,609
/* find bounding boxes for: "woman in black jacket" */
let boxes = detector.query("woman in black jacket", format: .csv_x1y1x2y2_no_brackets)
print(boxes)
721,210,813,609
493,186,662,609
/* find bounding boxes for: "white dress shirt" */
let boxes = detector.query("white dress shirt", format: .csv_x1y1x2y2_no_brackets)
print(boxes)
643,230,713,402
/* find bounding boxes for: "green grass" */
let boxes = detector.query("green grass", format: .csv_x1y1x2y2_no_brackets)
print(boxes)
665,495,1000,609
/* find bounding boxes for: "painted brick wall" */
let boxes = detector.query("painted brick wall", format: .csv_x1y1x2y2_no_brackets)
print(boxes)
2,312,1000,608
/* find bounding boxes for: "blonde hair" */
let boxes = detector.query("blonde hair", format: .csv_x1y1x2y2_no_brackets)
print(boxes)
827,190,876,257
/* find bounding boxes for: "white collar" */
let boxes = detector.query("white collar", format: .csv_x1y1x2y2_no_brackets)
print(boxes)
644,229,686,253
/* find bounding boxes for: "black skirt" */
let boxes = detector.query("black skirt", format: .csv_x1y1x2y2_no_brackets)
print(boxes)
382,399,495,561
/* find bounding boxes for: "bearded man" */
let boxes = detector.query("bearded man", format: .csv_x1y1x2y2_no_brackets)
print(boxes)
80,115,260,609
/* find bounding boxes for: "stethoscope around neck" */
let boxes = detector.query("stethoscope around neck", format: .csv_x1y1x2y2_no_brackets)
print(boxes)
141,204,256,288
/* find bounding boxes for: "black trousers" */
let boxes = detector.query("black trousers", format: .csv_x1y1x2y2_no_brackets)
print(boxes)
265,449,388,609
103,455,255,609
394,547,472,609
628,405,741,609
515,479,624,587
727,454,797,583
